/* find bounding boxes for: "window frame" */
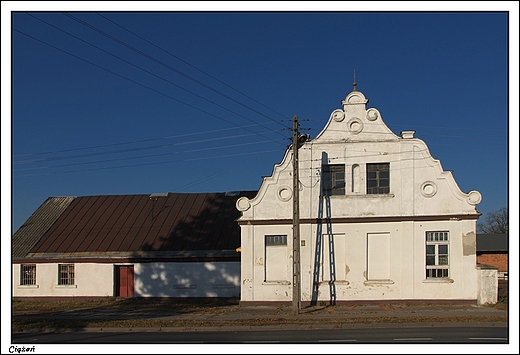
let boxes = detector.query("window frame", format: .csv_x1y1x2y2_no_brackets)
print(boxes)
322,164,346,196
20,264,36,285
425,231,450,279
264,235,288,282
366,163,390,194
58,263,75,286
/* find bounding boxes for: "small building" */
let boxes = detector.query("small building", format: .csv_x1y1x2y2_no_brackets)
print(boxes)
12,191,255,299
477,233,508,280
235,86,495,305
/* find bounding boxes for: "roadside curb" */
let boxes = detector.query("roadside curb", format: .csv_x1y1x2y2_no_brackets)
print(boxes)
13,321,508,334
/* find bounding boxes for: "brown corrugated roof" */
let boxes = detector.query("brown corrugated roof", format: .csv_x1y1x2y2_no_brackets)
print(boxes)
14,191,256,261
12,196,75,259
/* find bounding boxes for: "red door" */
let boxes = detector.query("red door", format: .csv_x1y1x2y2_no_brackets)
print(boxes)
116,265,134,297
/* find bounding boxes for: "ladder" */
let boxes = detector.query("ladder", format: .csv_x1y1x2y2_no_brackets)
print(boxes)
311,194,323,305
325,195,336,305
311,193,336,305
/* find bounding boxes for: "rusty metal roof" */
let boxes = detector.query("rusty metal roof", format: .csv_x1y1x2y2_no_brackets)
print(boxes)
12,196,75,259
13,191,256,261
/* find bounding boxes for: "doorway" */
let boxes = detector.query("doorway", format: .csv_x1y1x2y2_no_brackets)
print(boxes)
115,265,134,297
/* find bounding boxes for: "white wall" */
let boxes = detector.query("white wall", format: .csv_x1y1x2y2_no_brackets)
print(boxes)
237,89,483,304
134,261,240,297
13,263,114,297
239,220,478,303
13,261,241,298
476,265,498,305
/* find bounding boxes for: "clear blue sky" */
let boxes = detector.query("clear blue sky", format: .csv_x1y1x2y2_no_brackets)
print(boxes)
4,5,516,234
2,3,519,353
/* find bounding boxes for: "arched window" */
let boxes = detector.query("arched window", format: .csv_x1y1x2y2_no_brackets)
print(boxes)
352,164,360,193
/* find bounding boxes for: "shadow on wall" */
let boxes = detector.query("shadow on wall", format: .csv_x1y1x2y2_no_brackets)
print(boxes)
129,193,243,298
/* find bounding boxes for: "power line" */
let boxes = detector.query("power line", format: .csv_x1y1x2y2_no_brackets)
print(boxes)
14,130,278,165
14,139,272,172
13,28,288,149
24,13,289,141
13,122,277,158
13,148,280,177
62,12,289,130
96,12,291,122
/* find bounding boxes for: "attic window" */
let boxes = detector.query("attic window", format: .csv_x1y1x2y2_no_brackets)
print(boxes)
366,163,390,194
322,164,345,196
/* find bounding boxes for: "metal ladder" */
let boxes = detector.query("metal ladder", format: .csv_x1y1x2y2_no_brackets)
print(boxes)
311,194,336,305
325,195,336,305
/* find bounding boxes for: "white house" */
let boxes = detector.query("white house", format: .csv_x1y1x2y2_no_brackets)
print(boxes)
12,191,256,299
235,86,496,306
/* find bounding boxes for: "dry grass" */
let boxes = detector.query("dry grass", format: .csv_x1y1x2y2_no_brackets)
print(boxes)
12,297,238,314
11,297,507,333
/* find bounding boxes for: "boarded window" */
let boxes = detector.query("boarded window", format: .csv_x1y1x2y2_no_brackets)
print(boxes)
265,235,288,281
367,233,390,280
320,234,345,282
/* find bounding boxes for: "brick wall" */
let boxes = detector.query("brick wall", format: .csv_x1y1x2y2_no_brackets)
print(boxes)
477,253,508,272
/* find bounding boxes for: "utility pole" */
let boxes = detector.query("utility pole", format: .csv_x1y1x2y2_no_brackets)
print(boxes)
292,115,301,314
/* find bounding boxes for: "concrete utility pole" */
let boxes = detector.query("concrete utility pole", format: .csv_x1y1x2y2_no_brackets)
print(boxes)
292,115,301,314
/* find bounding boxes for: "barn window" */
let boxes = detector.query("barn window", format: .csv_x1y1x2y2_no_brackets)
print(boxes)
58,264,75,285
20,264,36,285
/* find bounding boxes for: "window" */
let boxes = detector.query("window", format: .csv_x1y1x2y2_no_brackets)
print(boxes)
426,231,449,278
367,233,390,280
265,235,288,282
366,163,390,194
58,264,75,285
20,264,36,285
351,164,360,193
265,235,287,246
322,164,345,196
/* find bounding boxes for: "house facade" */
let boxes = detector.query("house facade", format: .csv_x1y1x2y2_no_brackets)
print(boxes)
236,87,494,305
12,192,255,299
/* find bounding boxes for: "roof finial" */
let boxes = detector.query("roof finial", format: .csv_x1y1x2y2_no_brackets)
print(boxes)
352,69,357,91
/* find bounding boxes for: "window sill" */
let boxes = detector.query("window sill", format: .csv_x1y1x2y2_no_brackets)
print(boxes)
262,281,291,285
317,280,350,285
55,285,77,288
422,278,454,283
17,285,39,289
364,280,394,285
343,194,395,198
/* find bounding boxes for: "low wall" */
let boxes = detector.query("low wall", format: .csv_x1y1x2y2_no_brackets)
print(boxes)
476,264,498,305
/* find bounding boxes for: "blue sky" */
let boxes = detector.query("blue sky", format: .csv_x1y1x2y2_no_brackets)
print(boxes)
2,3,519,353
4,5,517,234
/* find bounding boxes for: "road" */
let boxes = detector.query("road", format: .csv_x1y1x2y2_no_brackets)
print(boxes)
11,326,508,344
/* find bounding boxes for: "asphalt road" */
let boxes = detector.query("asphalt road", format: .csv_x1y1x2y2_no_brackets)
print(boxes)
11,325,509,344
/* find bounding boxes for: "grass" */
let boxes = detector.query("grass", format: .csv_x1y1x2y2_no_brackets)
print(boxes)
11,296,508,333
12,297,238,314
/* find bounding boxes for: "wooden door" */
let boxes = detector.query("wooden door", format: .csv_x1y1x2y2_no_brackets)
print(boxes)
116,265,134,297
